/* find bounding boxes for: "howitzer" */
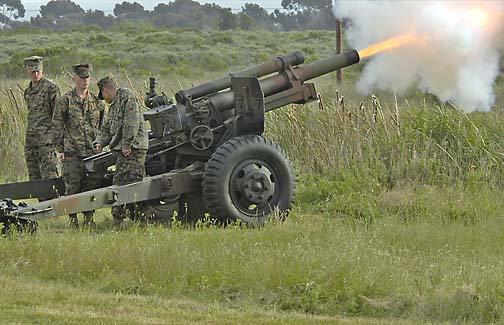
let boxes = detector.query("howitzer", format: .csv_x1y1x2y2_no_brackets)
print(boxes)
0,50,360,233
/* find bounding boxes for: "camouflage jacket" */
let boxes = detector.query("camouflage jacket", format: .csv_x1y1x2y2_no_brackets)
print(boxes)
53,89,106,157
24,77,60,146
94,88,148,151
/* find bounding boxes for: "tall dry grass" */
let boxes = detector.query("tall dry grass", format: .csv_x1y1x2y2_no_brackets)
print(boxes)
0,81,28,182
267,77,504,189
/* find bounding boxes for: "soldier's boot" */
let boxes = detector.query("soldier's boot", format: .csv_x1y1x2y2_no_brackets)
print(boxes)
68,214,78,228
111,206,126,226
83,211,95,228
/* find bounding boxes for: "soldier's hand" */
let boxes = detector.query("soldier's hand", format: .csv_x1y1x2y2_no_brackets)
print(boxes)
122,148,131,157
94,143,102,153
58,152,65,160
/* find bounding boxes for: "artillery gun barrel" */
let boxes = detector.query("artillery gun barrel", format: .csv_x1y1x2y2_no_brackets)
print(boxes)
293,49,360,82
175,52,305,104
207,50,360,112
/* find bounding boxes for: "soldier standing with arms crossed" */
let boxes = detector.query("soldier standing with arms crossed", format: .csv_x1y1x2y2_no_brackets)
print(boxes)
93,77,148,225
23,56,60,186
53,64,106,227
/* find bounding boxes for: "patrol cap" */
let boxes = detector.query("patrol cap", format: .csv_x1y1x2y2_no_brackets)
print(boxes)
97,76,116,100
24,56,43,72
72,63,91,78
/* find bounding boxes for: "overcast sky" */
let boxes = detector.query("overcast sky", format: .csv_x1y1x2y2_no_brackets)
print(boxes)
22,0,285,18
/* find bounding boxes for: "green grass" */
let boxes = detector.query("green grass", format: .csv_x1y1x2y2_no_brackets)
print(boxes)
2,189,504,323
0,275,354,324
1,28,504,322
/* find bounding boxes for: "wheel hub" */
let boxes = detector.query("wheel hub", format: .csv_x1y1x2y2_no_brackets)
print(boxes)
237,167,275,208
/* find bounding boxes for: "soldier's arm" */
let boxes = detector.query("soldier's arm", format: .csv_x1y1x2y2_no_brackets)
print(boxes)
94,108,112,149
52,96,68,153
98,100,107,129
121,91,141,151
48,84,60,120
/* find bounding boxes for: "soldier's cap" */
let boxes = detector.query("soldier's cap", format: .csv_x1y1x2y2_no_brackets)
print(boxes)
72,63,91,78
97,76,116,100
24,56,43,72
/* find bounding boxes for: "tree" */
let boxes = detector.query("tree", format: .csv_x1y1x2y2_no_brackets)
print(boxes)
277,0,334,30
242,3,268,21
237,13,254,30
40,0,84,19
81,10,115,29
153,0,200,15
271,10,298,31
0,0,25,26
152,0,222,30
240,3,273,29
218,8,236,30
281,0,332,12
113,1,145,18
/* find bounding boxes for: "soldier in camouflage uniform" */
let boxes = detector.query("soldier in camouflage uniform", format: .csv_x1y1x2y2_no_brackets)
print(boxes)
53,64,106,227
93,77,148,225
23,56,60,185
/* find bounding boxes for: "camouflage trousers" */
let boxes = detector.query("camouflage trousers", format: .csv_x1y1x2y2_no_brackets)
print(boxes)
63,155,104,226
25,144,59,180
111,149,147,223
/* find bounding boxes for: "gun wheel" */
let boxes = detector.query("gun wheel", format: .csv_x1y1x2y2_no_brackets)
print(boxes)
202,135,295,226
143,195,179,223
190,125,214,151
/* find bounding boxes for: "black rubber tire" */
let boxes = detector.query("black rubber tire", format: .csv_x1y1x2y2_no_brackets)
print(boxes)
143,195,179,223
178,193,206,224
202,135,295,225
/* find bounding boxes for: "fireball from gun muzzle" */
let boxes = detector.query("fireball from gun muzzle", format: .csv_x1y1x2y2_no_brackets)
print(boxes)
335,0,504,112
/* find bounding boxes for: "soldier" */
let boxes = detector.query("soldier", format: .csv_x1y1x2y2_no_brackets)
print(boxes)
53,64,106,227
23,56,60,184
93,77,148,225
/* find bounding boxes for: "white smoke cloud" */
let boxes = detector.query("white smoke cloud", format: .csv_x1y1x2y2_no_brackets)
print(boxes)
333,0,504,112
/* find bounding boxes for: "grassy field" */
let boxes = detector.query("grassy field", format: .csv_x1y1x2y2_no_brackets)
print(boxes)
1,28,504,323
